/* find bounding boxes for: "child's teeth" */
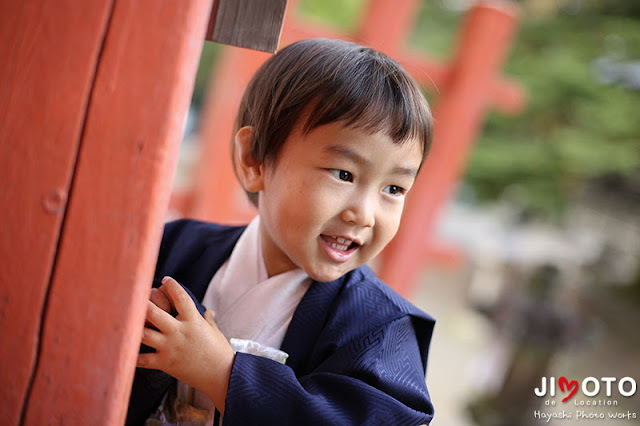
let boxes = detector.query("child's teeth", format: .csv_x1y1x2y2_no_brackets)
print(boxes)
336,237,349,244
330,242,349,251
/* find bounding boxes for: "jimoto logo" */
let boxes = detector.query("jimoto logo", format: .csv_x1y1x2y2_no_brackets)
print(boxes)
533,376,638,422
535,376,637,402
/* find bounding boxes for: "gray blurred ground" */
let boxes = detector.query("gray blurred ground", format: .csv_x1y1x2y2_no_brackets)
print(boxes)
411,264,640,426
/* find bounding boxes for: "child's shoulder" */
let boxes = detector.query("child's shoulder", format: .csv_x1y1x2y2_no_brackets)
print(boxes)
155,219,245,284
159,219,246,259
313,265,435,364
332,265,434,330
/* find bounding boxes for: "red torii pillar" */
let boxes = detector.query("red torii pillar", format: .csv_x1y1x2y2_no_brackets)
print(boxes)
379,2,523,296
187,0,525,297
1,1,212,424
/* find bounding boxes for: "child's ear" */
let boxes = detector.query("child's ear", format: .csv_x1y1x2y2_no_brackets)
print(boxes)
234,126,264,193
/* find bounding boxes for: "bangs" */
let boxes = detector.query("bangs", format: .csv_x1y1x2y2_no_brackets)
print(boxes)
238,38,433,171
301,49,432,154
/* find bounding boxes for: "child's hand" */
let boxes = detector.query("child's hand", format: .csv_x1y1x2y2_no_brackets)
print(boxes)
137,277,235,414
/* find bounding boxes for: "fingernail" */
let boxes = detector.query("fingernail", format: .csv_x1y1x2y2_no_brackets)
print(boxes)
162,276,169,284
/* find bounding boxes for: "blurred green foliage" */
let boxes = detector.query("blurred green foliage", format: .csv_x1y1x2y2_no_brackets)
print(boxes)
471,15,640,217
410,1,640,217
192,42,220,110
297,0,365,29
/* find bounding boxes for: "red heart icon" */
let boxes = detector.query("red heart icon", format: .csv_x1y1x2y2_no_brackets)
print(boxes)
559,376,579,402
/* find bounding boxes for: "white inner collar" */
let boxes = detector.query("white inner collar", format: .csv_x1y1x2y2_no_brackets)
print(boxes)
201,215,311,349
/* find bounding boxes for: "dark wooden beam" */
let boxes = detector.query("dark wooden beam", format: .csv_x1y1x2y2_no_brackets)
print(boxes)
206,0,288,53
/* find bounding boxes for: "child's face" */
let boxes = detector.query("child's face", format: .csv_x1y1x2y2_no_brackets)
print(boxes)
257,121,423,282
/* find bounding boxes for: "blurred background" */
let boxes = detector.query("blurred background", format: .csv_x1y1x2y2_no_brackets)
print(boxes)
174,0,640,424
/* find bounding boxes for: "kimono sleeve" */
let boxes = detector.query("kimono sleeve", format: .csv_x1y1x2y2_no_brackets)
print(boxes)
222,315,434,425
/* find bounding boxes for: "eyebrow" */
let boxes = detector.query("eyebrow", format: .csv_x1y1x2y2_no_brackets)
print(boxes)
326,145,371,168
392,165,419,178
325,145,418,178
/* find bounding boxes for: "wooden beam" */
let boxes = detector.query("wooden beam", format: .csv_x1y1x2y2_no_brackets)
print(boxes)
18,0,213,424
206,0,288,52
0,1,113,424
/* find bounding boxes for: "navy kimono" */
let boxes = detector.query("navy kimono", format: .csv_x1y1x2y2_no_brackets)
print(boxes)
127,219,435,425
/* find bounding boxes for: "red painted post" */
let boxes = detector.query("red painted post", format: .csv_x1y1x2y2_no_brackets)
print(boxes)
379,1,521,296
189,46,270,224
0,2,113,424
0,0,213,424
357,0,422,52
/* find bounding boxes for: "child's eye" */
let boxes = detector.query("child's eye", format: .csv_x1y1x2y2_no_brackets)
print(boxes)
330,169,353,182
383,185,406,196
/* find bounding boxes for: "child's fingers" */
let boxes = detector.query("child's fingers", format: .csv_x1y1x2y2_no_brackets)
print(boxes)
140,326,165,349
162,276,198,320
145,300,175,331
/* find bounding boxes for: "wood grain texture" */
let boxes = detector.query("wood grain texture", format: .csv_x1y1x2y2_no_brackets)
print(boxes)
0,2,113,424
20,0,213,424
208,0,287,52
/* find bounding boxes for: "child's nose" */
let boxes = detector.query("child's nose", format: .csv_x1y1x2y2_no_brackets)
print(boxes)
340,193,376,228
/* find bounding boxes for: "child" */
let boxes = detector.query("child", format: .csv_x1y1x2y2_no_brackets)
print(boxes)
127,38,435,425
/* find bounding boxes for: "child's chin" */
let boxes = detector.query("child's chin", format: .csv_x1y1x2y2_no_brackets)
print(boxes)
307,266,352,283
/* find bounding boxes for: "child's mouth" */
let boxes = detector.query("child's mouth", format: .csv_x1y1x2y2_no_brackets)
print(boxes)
319,235,360,263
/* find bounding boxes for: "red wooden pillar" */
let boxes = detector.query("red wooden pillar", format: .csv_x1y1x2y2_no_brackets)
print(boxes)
357,0,422,52
189,46,270,224
0,2,114,424
1,0,213,424
379,1,521,296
